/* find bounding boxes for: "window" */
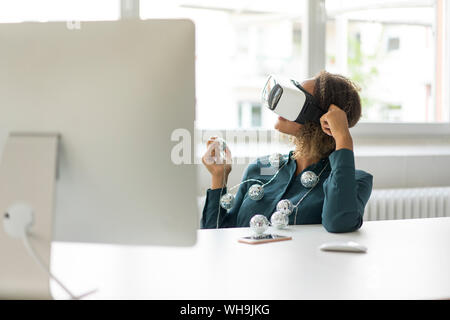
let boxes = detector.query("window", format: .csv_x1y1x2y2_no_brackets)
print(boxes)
141,0,449,129
140,0,306,130
387,37,400,52
0,0,120,23
2,0,449,131
238,102,263,128
325,0,449,123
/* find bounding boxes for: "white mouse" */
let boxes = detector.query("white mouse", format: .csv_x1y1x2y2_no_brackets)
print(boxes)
319,241,367,253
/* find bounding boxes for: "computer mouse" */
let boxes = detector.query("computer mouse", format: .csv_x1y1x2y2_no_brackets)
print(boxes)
319,241,367,253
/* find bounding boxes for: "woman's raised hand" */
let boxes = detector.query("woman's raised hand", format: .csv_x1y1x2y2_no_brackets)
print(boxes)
320,104,354,151
202,137,232,189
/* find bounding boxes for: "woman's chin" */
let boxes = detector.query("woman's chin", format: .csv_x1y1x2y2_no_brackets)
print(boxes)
274,123,289,135
274,121,283,132
274,120,302,135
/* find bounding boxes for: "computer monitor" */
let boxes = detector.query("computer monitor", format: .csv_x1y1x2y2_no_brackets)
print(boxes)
0,20,198,247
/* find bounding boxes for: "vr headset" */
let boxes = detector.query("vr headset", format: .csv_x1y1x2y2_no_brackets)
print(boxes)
262,75,326,124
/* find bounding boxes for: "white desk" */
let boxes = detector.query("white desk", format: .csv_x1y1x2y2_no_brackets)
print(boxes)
50,218,450,300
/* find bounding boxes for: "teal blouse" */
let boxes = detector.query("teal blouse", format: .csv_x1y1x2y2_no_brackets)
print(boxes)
201,148,373,233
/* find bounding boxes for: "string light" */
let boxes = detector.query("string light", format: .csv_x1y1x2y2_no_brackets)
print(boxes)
212,143,329,231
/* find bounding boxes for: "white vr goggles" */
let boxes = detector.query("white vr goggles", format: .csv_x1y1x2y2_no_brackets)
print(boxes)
262,75,326,124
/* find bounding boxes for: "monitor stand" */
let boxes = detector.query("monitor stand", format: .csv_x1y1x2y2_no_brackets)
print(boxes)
0,133,59,299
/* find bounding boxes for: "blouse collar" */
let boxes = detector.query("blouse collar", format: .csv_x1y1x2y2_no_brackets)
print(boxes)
287,150,331,177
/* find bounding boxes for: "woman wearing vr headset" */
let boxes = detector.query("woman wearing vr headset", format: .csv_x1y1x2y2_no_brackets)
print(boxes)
201,71,373,233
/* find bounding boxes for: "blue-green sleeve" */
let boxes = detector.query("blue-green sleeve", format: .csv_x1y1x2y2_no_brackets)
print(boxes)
321,149,373,233
201,167,250,229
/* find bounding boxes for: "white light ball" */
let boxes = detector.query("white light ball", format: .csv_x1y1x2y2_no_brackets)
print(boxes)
216,137,227,151
220,193,235,210
276,199,294,216
270,211,289,229
208,137,228,163
269,153,283,168
248,184,264,201
250,215,269,236
301,171,319,188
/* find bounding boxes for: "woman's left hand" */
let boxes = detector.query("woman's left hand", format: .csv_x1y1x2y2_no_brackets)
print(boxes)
320,104,354,151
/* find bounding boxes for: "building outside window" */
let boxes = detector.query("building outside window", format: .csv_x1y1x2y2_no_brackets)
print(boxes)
140,0,449,129
1,0,448,130
325,0,443,123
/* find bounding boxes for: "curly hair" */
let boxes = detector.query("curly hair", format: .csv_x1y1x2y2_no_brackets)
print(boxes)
291,71,362,161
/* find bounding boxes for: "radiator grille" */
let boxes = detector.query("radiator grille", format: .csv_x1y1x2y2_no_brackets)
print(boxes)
364,187,450,221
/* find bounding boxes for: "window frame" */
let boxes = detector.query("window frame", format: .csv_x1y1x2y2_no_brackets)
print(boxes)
324,0,450,138
121,0,139,19
127,0,450,138
1,0,446,137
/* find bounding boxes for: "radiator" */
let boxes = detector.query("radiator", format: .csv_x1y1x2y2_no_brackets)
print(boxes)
364,187,450,221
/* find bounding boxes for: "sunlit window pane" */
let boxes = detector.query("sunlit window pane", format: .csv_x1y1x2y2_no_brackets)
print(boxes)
0,0,120,22
325,0,447,123
140,0,306,130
